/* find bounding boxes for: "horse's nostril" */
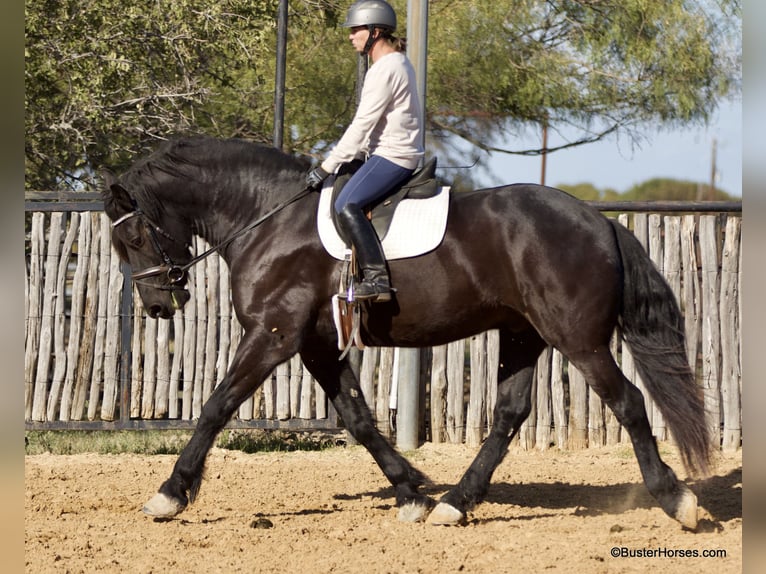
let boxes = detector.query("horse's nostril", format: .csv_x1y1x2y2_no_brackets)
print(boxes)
148,305,163,319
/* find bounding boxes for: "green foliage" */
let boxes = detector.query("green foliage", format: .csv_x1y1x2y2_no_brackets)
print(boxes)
25,430,193,455
25,0,740,191
25,0,289,189
621,177,734,200
557,177,734,201
25,429,341,455
427,0,740,153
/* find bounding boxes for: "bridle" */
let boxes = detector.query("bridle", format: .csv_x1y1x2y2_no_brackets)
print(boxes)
112,186,314,290
110,209,189,290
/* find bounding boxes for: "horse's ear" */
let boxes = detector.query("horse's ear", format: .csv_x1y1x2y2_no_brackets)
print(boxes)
100,169,133,217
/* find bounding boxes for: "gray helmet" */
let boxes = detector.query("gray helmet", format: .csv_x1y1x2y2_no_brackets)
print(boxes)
343,0,397,32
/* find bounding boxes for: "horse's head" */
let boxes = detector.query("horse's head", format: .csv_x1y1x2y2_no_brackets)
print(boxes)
102,171,193,318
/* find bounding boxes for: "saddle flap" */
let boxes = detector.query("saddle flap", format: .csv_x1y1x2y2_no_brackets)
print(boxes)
317,180,450,262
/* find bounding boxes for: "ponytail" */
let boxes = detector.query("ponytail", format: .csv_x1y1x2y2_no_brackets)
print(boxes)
380,29,406,52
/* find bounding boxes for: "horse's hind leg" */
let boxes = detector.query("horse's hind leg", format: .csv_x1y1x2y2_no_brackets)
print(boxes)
428,330,546,525
301,343,434,522
569,346,698,529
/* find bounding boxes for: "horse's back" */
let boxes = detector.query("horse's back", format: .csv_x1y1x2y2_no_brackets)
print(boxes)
447,183,620,271
437,183,622,346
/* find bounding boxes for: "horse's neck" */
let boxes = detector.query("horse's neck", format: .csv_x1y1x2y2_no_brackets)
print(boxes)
177,172,302,247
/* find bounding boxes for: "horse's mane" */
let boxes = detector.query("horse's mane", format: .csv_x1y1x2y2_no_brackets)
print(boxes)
119,136,311,221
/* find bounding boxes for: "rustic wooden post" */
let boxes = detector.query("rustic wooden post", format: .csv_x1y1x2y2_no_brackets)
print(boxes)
61,214,91,421
647,213,666,440
217,259,232,385
141,316,158,419
155,319,171,418
587,385,604,447
169,314,184,419
466,333,487,446
446,338,465,444
429,344,448,443
25,213,45,420
182,266,197,420
87,214,113,420
720,216,741,451
192,248,208,417
276,362,290,420
360,346,378,411
130,289,143,418
101,240,124,421
47,212,77,421
535,346,552,450
551,348,568,449
680,215,701,373
660,215,683,444
376,347,395,437
518,361,537,450
203,250,219,403
299,355,315,419
485,330,499,433
32,212,63,421
72,213,102,421
567,362,587,449
699,215,722,447
290,354,303,417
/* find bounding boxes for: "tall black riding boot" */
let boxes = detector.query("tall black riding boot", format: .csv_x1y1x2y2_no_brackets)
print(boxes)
337,203,394,302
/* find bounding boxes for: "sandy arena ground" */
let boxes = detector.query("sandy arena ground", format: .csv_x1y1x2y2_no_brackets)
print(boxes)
25,442,741,573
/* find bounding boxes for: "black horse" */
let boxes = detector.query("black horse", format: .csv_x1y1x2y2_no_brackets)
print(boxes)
102,136,710,529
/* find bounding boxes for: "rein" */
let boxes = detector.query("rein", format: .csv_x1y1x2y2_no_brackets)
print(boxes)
114,186,314,288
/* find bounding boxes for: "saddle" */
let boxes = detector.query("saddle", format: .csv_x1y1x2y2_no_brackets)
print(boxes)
330,157,440,240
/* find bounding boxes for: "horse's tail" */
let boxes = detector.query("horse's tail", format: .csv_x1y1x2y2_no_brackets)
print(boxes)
610,219,711,477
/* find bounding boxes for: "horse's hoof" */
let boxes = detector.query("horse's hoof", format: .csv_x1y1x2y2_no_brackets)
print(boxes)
674,486,698,530
143,492,185,518
426,502,465,526
398,501,430,523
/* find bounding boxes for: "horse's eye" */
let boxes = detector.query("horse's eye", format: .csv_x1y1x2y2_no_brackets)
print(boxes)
128,235,145,249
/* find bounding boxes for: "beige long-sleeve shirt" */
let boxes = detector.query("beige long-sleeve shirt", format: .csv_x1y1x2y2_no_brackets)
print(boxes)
321,51,424,174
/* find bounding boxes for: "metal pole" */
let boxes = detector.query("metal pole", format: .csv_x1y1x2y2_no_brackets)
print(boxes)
540,122,548,186
273,0,288,149
356,52,369,105
396,0,428,452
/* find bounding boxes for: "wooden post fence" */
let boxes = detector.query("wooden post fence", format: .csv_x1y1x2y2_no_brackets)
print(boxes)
25,195,742,454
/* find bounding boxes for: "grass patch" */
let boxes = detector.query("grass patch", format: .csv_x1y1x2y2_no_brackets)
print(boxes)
25,429,343,456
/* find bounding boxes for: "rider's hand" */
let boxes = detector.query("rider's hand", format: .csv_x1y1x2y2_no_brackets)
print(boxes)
306,166,329,190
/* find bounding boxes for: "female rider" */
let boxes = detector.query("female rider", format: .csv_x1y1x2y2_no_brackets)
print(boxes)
306,0,424,303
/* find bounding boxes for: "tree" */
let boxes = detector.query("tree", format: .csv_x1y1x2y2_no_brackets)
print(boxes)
425,0,741,171
25,0,741,190
622,177,734,201
557,182,621,202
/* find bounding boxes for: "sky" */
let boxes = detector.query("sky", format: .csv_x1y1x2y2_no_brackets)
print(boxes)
473,98,743,198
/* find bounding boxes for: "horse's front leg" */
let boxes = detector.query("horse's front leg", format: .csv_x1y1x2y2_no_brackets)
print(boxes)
143,330,291,518
301,343,434,522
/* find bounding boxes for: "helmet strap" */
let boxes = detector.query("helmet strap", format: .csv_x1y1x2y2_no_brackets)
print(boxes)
362,25,380,55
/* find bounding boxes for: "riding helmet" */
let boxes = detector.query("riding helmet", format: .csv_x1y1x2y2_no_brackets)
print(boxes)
343,0,397,32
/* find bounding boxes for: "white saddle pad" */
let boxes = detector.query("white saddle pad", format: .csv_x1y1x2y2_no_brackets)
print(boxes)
317,179,450,261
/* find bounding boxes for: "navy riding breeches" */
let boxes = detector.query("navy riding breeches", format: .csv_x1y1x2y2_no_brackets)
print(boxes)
333,155,414,214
